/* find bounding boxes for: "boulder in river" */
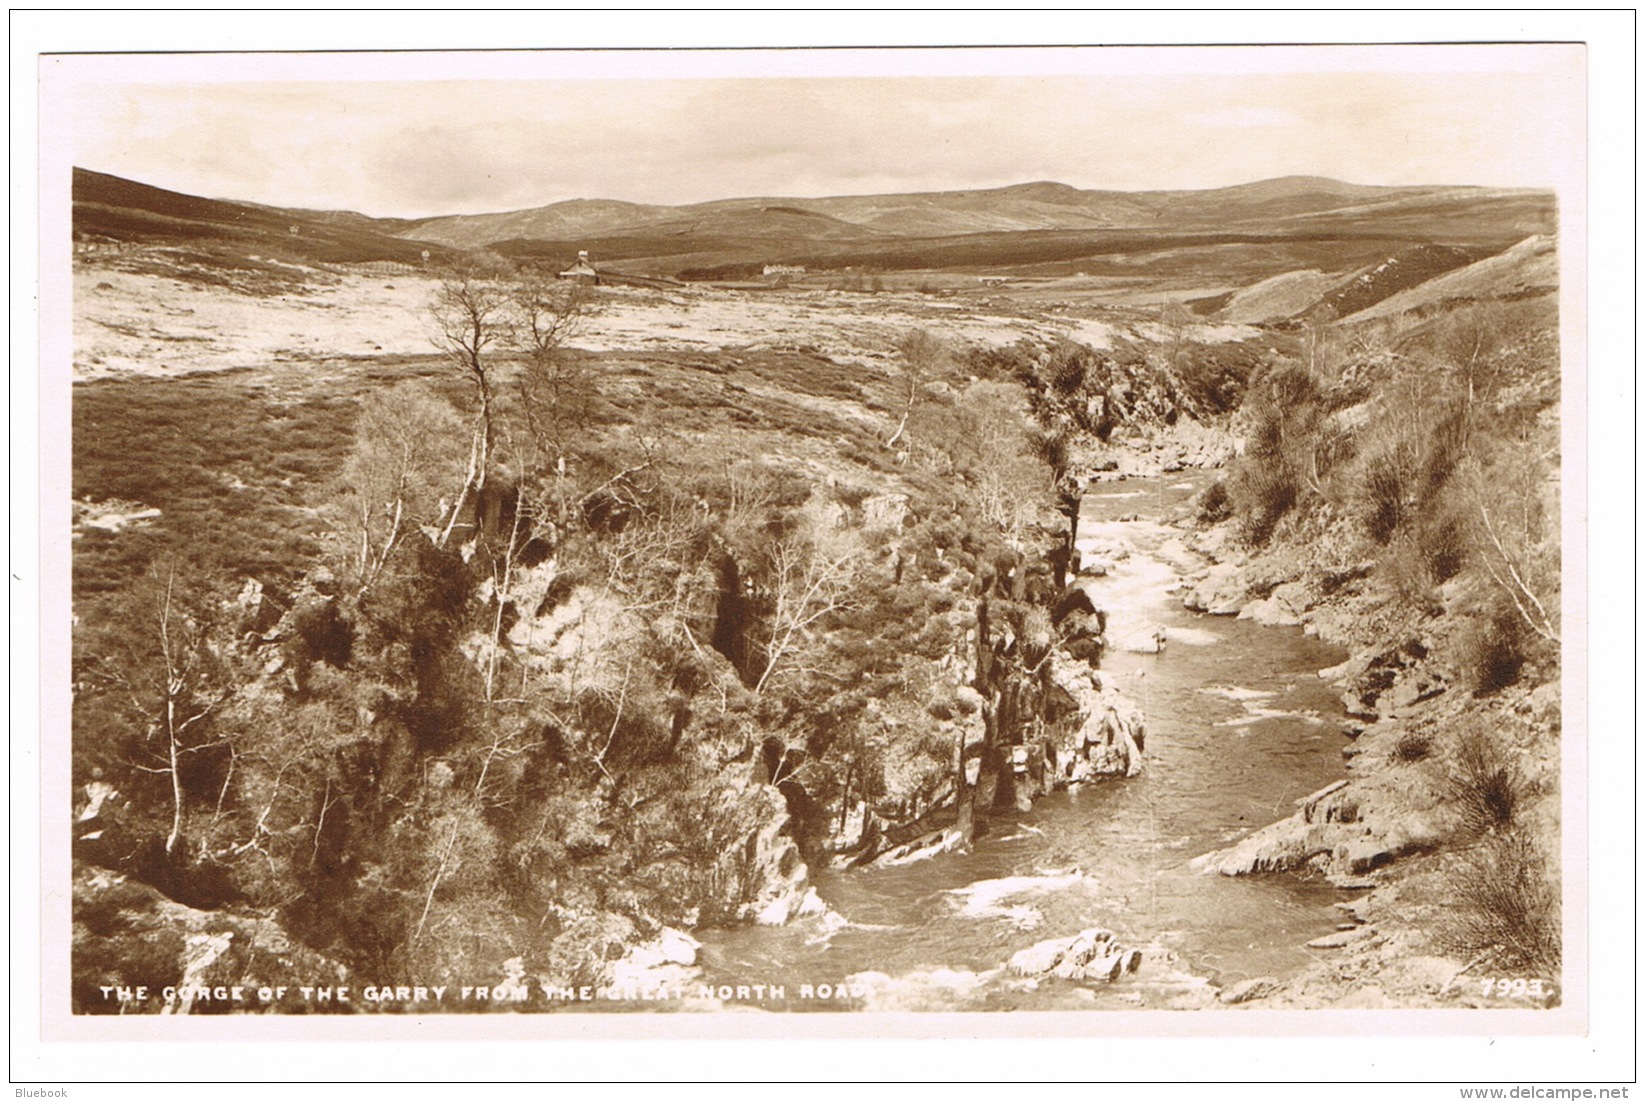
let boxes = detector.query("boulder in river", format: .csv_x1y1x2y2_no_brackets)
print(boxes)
1008,927,1140,982
1306,925,1378,950
1182,562,1247,615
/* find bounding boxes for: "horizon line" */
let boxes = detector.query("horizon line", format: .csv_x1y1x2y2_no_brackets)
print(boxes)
71,164,1546,224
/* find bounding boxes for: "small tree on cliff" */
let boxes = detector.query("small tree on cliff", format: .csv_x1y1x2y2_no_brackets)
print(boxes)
340,382,467,595
511,275,594,528
76,564,235,857
753,500,864,694
513,276,592,462
1160,300,1194,372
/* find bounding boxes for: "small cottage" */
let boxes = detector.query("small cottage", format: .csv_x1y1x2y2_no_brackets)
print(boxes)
558,249,601,285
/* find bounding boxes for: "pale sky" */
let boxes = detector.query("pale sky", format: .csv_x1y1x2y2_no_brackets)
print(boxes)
53,45,1584,219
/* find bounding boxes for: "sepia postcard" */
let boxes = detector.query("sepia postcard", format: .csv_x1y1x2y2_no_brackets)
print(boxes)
17,16,1634,1085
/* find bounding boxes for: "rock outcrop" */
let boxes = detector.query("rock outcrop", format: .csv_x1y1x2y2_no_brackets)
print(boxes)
1218,976,1282,1004
1190,747,1447,880
740,786,816,925
1238,580,1312,627
1182,561,1249,615
1047,654,1146,779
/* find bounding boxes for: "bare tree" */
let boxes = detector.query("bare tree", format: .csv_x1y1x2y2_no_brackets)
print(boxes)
1159,300,1195,373
1303,304,1341,380
513,277,591,452
1434,301,1535,410
512,275,594,526
429,257,513,545
1462,456,1560,643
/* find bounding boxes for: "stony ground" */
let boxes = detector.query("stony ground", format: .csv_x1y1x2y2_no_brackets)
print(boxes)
71,251,1269,382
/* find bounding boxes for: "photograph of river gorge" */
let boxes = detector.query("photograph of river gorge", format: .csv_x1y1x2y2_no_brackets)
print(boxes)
42,34,1595,1045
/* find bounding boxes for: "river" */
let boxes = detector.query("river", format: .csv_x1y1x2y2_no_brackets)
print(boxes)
692,472,1351,1010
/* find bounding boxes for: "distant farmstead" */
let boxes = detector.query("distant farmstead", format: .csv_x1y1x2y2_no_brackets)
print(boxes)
762,263,807,278
559,250,602,285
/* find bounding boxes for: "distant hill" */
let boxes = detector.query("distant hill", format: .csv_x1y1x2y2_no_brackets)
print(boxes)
394,175,1552,251
395,197,679,248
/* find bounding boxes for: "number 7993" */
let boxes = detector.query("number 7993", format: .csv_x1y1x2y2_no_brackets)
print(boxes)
1481,978,1549,999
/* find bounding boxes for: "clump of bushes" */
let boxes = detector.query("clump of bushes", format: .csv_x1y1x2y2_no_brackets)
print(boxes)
1418,511,1470,583
1360,445,1412,544
1228,463,1300,546
1171,340,1264,415
1222,363,1330,545
1430,721,1559,972
1194,479,1232,524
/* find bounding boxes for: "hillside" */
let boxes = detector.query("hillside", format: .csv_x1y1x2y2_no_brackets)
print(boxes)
1342,235,1559,323
73,168,451,266
1215,269,1338,325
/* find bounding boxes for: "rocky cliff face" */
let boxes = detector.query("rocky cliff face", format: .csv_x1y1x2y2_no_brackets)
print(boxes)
793,499,1151,870
1046,653,1146,780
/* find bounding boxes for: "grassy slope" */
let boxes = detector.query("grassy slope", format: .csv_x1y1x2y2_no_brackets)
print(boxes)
72,341,921,604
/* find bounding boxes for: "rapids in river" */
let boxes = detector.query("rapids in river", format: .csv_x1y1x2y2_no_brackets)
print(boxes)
693,473,1352,1010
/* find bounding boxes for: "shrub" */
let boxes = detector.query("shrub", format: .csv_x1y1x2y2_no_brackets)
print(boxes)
1457,600,1530,695
1229,463,1298,546
1439,826,1561,972
1418,403,1471,501
1418,510,1470,583
1379,532,1444,613
1390,730,1432,763
1194,480,1232,524
1046,345,1088,397
1444,725,1522,835
1361,448,1409,543
1172,341,1261,415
